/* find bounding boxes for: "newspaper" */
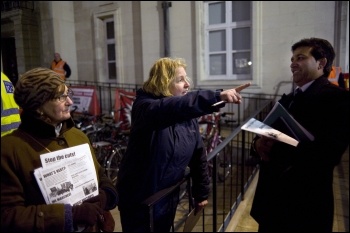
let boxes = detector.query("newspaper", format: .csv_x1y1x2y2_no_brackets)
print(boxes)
241,118,299,147
34,143,98,206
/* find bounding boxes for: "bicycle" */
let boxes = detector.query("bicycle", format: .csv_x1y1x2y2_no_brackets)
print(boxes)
90,115,130,186
92,140,126,186
71,107,108,138
198,112,231,182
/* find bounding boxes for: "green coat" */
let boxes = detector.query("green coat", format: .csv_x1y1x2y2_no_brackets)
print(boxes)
1,111,117,232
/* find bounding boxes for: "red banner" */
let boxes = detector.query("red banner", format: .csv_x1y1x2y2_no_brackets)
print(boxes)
114,89,136,130
70,86,100,116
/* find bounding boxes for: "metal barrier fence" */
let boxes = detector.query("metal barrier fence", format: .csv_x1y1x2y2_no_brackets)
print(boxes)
66,80,142,115
1,1,34,12
66,80,278,124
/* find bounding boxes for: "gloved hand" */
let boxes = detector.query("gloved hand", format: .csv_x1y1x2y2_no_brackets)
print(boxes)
83,189,108,210
99,211,115,232
72,202,104,226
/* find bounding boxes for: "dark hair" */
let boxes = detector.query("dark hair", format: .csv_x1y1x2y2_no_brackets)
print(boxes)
291,38,335,77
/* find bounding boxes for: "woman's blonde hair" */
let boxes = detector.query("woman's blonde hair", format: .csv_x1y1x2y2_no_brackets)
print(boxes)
143,57,189,97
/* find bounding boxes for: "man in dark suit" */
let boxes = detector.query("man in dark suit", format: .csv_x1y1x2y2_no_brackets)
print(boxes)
250,38,349,232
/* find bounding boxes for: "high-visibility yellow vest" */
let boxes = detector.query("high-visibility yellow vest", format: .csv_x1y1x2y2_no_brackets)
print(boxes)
328,66,342,86
1,72,21,137
51,59,67,81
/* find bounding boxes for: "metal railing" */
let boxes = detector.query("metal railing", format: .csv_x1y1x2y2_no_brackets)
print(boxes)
66,81,142,115
1,1,34,12
65,80,278,123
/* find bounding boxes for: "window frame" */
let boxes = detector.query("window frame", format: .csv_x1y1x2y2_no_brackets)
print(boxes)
204,1,252,81
93,7,123,83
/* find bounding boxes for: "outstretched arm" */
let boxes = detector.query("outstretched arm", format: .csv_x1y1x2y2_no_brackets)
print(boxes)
213,82,251,106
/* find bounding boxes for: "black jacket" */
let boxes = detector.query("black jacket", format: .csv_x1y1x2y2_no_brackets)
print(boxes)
250,76,350,232
117,89,222,209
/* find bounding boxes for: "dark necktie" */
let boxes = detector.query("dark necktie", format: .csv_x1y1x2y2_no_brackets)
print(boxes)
288,88,302,110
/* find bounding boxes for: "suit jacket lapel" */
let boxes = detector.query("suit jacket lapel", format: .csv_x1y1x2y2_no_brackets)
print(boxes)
279,75,330,112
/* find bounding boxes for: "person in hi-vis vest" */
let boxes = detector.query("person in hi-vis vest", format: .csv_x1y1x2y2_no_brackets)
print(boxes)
51,52,71,81
328,65,345,88
1,72,21,136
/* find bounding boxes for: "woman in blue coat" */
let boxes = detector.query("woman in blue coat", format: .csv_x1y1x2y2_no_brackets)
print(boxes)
116,57,250,232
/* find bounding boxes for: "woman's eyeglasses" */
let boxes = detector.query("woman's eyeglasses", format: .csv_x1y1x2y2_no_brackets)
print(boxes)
56,89,74,102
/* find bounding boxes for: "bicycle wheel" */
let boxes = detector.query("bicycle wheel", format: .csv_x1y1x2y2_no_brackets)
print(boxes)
92,141,112,166
217,137,231,182
86,130,99,144
105,147,122,186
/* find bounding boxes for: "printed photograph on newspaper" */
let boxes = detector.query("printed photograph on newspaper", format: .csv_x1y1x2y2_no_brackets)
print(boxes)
33,143,98,205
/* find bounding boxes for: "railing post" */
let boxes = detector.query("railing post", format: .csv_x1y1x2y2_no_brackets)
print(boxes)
98,85,102,114
149,206,154,232
108,83,113,113
241,130,246,199
212,156,217,232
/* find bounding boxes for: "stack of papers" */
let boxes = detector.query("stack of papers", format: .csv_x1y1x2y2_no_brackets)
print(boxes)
241,102,314,147
34,143,98,205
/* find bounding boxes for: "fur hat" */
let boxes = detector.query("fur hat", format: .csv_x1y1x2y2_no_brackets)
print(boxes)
14,67,65,112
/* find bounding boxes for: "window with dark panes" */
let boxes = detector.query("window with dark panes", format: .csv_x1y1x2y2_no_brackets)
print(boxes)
106,20,116,80
205,1,252,80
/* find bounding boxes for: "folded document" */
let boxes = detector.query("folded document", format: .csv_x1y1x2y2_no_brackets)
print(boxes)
241,102,314,147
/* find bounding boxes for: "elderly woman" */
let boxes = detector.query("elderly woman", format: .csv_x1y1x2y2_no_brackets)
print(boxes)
1,68,118,232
